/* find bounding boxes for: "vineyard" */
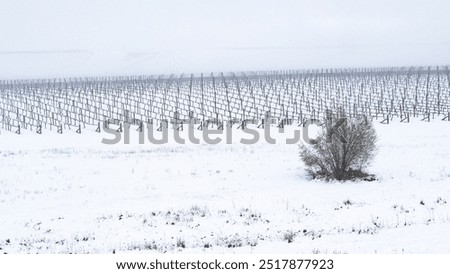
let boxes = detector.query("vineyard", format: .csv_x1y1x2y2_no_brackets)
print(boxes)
1,66,450,135
1,66,450,254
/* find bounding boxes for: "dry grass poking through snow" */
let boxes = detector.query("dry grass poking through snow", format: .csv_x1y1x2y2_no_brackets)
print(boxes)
0,120,449,253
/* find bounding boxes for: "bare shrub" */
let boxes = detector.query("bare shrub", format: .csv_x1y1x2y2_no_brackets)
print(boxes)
283,231,297,243
299,111,377,181
176,238,186,248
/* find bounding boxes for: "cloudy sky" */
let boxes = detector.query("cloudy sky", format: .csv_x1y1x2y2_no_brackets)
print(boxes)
0,0,449,78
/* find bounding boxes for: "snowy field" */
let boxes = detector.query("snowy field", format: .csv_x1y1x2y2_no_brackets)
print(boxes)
0,119,449,254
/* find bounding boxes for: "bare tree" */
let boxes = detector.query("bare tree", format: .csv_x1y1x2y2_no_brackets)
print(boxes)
299,111,377,180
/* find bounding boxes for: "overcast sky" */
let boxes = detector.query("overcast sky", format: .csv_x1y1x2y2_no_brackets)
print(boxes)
1,0,449,78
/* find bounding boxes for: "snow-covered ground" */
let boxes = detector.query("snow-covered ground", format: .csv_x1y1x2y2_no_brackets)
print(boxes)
0,119,449,254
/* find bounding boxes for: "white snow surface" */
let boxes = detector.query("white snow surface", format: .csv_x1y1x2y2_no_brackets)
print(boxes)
0,119,449,253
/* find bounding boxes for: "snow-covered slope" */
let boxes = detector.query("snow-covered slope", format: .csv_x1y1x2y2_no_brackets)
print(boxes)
0,119,449,253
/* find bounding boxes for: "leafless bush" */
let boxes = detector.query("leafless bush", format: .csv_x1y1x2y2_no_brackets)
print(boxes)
299,111,377,181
